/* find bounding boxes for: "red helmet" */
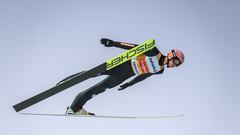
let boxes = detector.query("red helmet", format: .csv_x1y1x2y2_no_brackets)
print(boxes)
173,49,184,64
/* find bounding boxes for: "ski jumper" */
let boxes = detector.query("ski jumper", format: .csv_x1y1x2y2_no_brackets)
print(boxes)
69,41,166,112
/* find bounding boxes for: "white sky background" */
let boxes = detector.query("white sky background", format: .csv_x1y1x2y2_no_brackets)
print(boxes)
1,0,240,135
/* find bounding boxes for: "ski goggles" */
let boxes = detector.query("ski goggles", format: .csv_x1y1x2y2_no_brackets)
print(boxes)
169,50,182,66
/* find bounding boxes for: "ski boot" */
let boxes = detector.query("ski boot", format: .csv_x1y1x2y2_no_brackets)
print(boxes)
66,106,95,116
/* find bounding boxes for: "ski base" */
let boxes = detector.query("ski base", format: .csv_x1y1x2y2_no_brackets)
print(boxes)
19,112,184,119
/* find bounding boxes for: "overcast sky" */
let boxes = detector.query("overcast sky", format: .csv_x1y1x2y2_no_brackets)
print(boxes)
1,0,240,135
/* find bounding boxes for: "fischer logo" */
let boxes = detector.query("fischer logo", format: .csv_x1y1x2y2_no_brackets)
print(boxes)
107,41,155,70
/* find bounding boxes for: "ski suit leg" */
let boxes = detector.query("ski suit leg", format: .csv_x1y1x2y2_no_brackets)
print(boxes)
70,75,129,111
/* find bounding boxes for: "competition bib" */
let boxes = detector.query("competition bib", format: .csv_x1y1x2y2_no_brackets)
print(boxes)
131,54,162,75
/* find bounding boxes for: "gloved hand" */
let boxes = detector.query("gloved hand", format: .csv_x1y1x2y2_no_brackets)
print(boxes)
100,38,115,47
118,83,130,91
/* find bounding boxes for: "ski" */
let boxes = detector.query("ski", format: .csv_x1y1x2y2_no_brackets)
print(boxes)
19,112,184,119
13,39,156,112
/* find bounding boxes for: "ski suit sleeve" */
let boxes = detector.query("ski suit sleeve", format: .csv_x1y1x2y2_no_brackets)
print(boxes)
118,73,152,90
113,39,160,53
113,41,138,50
113,41,161,55
118,68,164,91
114,41,160,55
